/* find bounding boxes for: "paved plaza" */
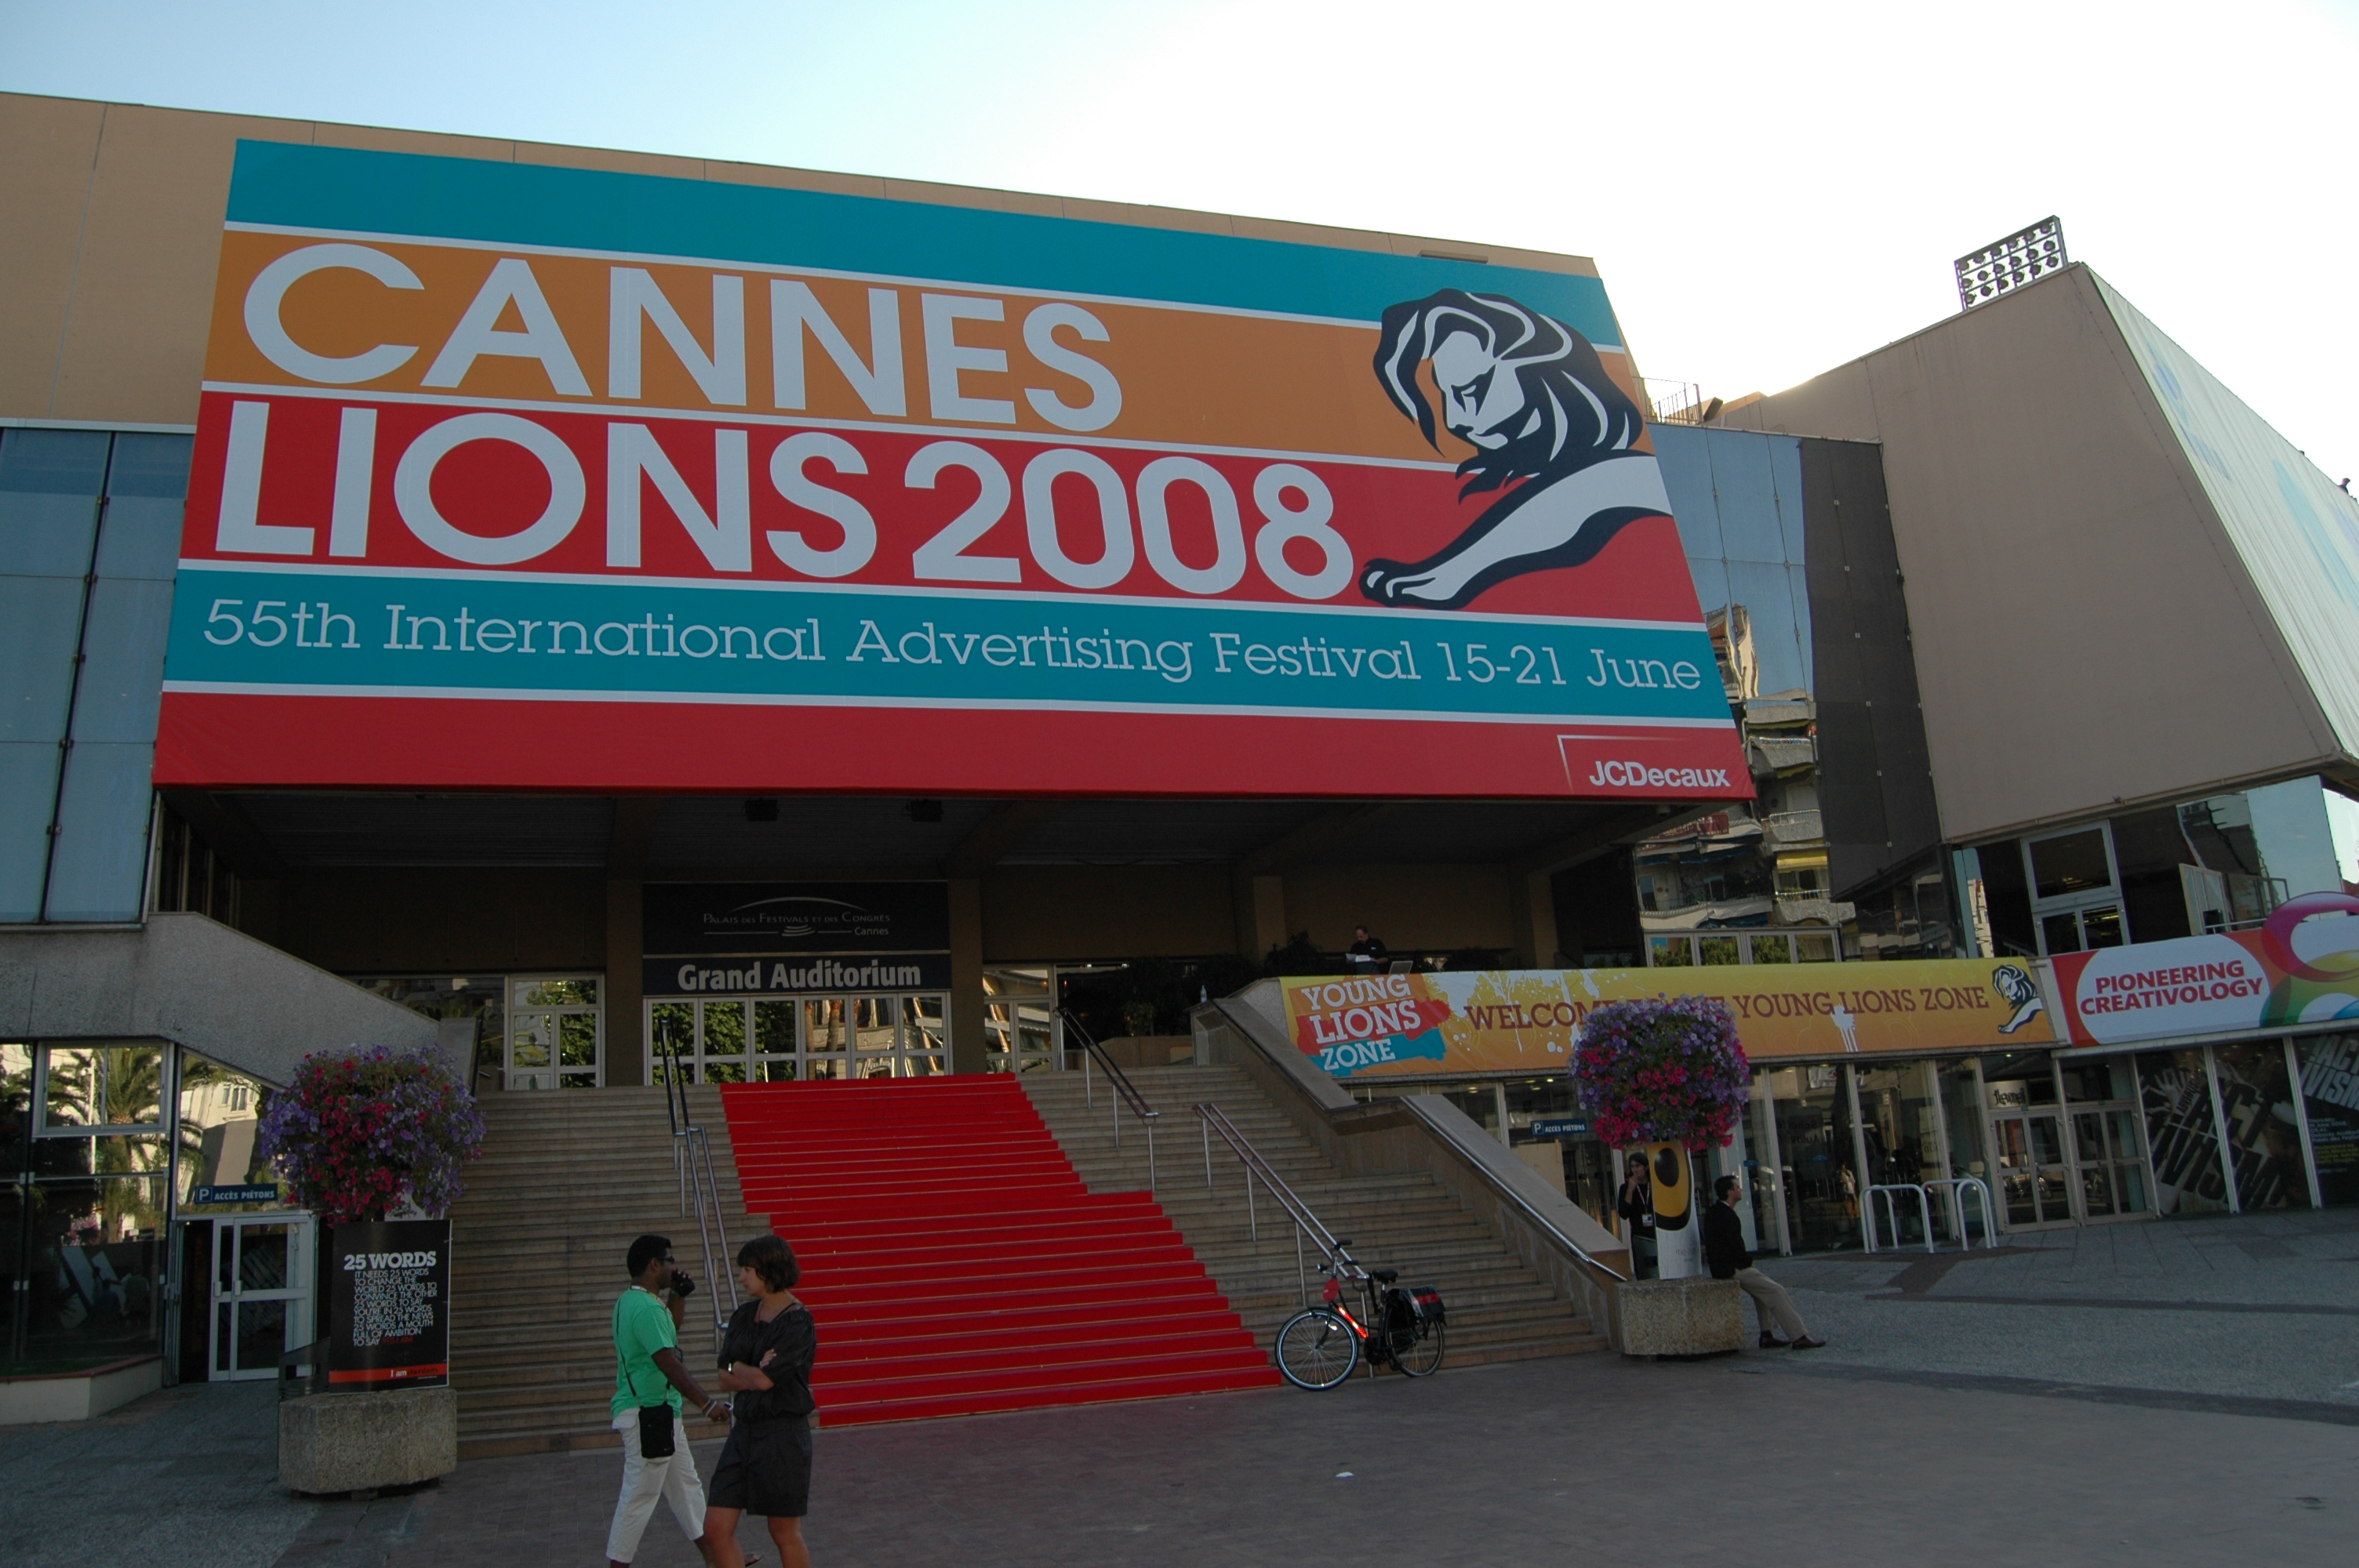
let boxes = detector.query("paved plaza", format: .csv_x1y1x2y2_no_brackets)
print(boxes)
1748,1204,2359,1409
5,1209,2355,1567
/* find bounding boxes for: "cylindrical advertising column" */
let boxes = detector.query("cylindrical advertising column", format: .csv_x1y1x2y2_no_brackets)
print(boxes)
1648,1142,1701,1279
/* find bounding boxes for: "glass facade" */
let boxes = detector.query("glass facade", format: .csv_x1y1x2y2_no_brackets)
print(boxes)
2213,1042,2308,1210
359,976,507,1092
649,993,951,1082
4,1039,289,1378
983,967,1060,1073
2136,1049,2232,1214
1855,1060,1942,1245
1307,1028,2359,1259
0,427,192,925
1763,1062,1860,1253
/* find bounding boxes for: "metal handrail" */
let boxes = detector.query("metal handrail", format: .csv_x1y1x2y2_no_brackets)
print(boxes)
1925,1176,1997,1250
1398,1097,1628,1282
658,1025,739,1358
1058,1007,1160,1193
1863,1182,1936,1255
1195,1101,1349,1309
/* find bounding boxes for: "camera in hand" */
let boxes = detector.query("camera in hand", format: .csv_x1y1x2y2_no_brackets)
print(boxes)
669,1267,696,1298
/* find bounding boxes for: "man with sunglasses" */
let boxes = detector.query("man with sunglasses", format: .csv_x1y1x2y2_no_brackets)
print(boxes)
609,1234,736,1568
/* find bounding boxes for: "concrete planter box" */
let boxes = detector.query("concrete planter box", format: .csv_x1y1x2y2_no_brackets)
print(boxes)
0,1354,162,1425
279,1386,458,1495
1615,1278,1744,1357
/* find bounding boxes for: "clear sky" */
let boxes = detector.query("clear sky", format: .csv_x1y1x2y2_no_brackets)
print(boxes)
4,0,2354,483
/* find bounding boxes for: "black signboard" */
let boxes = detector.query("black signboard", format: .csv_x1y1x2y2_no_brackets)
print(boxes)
644,881,951,956
328,1220,450,1390
645,951,955,997
2300,1034,2359,1207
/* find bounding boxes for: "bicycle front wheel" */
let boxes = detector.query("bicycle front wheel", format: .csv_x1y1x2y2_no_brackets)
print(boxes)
1395,1318,1445,1377
1274,1308,1360,1390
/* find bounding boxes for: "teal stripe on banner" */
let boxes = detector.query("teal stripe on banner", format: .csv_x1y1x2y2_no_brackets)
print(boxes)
224,142,1626,343
168,570,1727,724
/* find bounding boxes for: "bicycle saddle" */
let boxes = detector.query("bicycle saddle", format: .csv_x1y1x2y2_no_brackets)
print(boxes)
1369,1268,1399,1283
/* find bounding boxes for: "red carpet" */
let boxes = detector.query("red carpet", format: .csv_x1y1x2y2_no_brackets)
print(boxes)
719,1076,1278,1425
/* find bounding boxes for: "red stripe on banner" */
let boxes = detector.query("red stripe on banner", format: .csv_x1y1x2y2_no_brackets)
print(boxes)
328,1364,449,1384
154,691,1750,800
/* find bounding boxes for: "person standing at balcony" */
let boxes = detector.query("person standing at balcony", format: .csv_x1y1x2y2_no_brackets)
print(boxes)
609,1235,736,1568
1348,925,1390,972
1705,1175,1823,1349
708,1234,818,1568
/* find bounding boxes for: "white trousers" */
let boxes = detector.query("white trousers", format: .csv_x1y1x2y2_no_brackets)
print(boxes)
605,1410,707,1564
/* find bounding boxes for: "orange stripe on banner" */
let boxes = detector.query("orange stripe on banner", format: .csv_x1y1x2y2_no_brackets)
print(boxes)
328,1364,449,1383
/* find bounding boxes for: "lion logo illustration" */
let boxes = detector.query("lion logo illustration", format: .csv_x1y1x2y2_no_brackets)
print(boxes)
1993,964,2044,1034
1361,289,1674,610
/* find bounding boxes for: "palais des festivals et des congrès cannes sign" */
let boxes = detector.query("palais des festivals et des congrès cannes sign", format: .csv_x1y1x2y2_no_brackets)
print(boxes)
157,143,1747,800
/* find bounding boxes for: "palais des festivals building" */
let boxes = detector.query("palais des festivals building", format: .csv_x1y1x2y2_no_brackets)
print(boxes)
4,95,2358,1414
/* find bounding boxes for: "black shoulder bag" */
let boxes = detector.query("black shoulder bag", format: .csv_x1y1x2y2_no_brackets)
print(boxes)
638,1403,675,1457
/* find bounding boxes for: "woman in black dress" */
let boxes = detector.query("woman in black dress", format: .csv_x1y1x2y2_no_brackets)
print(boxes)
706,1234,816,1568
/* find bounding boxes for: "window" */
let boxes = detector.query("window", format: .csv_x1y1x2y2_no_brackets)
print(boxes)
511,975,602,1089
176,1051,276,1206
2,428,191,925
650,992,949,1082
2023,824,2128,956
38,1044,166,1134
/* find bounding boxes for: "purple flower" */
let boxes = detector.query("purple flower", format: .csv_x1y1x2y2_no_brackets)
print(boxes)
1565,996,1750,1149
255,1043,486,1224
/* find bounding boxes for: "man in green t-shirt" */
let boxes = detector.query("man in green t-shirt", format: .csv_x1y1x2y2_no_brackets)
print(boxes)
606,1235,734,1568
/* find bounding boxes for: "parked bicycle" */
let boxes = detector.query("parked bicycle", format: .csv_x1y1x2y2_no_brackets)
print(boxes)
1273,1240,1445,1389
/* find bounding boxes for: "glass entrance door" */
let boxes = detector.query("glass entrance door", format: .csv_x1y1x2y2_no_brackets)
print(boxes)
509,977,601,1089
1991,1111,2074,1227
209,1215,313,1381
2072,1108,2151,1218
506,1014,558,1091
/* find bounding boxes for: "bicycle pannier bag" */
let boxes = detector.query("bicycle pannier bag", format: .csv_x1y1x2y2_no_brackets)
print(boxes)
1408,1285,1446,1324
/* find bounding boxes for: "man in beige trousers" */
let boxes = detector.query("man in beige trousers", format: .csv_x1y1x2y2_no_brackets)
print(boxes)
1703,1174,1824,1349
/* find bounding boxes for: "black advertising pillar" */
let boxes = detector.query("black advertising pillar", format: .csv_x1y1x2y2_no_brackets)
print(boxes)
328,1220,451,1389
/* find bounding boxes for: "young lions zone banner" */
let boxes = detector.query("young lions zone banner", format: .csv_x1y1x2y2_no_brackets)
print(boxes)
2051,891,2359,1047
1283,959,2055,1080
154,142,1746,798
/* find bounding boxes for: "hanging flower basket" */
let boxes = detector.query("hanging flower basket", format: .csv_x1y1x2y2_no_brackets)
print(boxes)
256,1044,486,1225
1570,995,1750,1151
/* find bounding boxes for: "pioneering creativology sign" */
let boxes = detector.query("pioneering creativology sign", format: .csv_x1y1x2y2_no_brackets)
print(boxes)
154,142,1747,798
1281,958,2055,1080
2050,892,2359,1047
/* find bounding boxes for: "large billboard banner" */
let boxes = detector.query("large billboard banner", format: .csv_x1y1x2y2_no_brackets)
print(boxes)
2049,891,2359,1047
1281,957,2054,1080
155,143,1745,798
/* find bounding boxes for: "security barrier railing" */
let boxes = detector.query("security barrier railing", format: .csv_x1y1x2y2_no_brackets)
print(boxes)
1863,1183,1936,1254
1925,1176,1997,1250
1863,1176,1998,1254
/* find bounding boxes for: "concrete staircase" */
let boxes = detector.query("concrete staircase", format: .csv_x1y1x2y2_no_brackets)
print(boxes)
1021,1062,1608,1368
445,1086,764,1458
